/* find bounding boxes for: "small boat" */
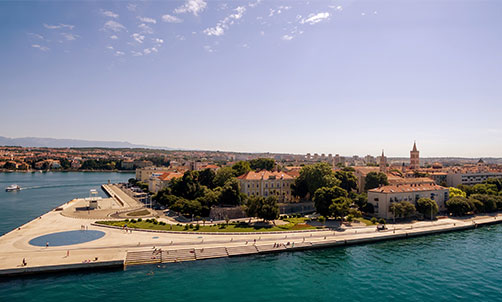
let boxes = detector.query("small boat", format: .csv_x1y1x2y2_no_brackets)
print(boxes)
5,184,21,192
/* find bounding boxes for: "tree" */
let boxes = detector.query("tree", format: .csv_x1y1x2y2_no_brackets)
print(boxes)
170,171,204,200
485,178,502,192
245,195,261,217
449,187,466,198
219,178,242,206
198,168,216,189
470,194,497,213
232,161,251,176
467,197,484,214
364,172,389,191
389,202,404,219
249,158,275,171
257,196,279,221
334,170,358,192
446,196,472,216
313,186,348,217
213,167,237,187
293,163,341,199
416,198,438,219
353,193,368,211
245,195,279,221
329,197,351,221
401,201,416,218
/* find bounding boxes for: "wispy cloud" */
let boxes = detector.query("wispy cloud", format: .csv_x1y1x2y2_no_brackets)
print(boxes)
131,33,145,44
204,6,246,36
143,47,158,55
281,35,293,41
32,44,49,51
248,0,262,8
115,50,125,56
110,35,119,40
154,38,164,44
204,45,214,53
162,14,183,23
61,33,78,41
101,9,119,19
43,23,74,30
28,33,45,40
138,23,153,34
300,12,330,25
127,3,137,12
174,0,207,16
138,16,156,24
103,20,126,32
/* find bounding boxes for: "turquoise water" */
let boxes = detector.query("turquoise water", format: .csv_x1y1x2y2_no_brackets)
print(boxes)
1,172,502,301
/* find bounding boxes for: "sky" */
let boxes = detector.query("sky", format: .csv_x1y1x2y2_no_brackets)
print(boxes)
1,0,502,157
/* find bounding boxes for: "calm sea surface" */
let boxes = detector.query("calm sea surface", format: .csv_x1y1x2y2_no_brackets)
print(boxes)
1,172,502,301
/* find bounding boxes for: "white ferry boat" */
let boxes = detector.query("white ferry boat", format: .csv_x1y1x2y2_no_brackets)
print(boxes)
5,184,21,192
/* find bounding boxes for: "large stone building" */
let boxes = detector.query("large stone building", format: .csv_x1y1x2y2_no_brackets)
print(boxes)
148,171,184,193
237,170,296,202
368,182,449,220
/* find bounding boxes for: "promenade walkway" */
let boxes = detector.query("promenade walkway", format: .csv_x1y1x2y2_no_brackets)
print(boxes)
1,198,501,276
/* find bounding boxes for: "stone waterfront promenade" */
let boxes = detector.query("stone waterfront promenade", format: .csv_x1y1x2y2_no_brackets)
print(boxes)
1,185,502,276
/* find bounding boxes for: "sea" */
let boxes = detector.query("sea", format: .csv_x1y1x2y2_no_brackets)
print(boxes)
1,172,502,302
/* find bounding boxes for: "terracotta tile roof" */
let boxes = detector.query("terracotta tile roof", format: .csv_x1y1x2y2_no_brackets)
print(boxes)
158,172,183,181
237,170,295,180
369,183,447,194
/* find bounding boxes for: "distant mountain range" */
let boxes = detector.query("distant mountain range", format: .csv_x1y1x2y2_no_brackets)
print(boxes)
0,136,173,150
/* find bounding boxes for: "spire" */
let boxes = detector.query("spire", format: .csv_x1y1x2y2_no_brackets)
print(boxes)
412,141,417,152
381,149,384,157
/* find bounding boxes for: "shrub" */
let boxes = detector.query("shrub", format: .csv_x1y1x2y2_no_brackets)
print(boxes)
370,217,378,224
183,224,188,230
195,224,200,230
318,216,326,224
124,219,129,222
189,224,193,229
130,219,137,223
137,218,142,222
378,218,386,224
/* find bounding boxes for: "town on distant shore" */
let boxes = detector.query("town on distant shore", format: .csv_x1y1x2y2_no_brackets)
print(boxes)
2,142,502,221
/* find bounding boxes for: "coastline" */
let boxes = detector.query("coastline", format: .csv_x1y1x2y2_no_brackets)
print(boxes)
1,201,501,277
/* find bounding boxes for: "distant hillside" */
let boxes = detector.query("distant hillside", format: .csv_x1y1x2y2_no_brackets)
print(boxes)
0,136,172,150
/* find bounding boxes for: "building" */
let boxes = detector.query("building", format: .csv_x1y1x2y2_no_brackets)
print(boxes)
237,170,296,202
410,141,420,170
368,182,449,220
136,166,174,182
148,171,184,193
379,150,387,173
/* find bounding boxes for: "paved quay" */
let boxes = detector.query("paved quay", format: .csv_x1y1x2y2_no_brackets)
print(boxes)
1,185,502,276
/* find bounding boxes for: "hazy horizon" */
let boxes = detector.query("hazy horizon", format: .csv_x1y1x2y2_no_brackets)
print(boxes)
2,0,502,157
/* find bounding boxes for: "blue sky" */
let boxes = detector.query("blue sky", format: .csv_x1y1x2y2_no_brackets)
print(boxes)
1,0,502,157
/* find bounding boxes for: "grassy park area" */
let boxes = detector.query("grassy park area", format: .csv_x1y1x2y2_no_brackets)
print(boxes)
96,217,321,233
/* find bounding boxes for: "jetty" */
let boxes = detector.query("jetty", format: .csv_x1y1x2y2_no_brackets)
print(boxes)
1,184,502,277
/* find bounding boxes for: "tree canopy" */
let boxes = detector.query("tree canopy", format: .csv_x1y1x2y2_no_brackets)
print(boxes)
364,172,389,191
313,186,348,217
249,158,275,171
293,163,341,200
416,198,439,219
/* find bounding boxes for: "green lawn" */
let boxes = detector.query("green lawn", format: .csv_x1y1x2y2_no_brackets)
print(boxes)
96,218,320,233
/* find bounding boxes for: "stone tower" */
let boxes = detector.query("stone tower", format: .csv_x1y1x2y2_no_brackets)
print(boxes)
410,141,420,170
379,150,387,173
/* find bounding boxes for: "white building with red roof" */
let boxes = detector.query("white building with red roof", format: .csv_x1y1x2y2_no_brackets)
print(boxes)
368,182,449,219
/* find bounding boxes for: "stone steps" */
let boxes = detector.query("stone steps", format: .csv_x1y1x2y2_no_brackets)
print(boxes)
161,248,196,263
226,245,259,256
194,247,229,260
125,250,162,266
